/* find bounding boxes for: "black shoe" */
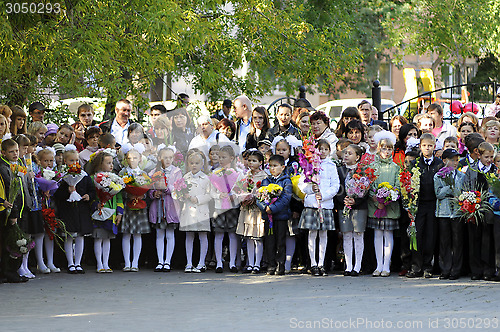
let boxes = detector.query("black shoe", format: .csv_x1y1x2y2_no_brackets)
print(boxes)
449,275,459,280
492,275,500,282
311,266,320,276
350,271,359,277
471,274,482,280
439,274,450,280
67,265,77,274
75,265,85,274
6,274,29,283
319,266,327,276
406,271,423,278
230,266,238,273
266,268,275,276
484,275,494,281
242,266,252,274
154,264,163,272
215,267,223,273
343,270,351,276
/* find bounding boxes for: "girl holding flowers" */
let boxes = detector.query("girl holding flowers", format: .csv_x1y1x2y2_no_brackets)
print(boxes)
235,149,267,274
87,150,124,273
149,146,182,272
53,145,95,274
119,143,151,272
298,140,340,277
367,131,401,277
179,149,212,273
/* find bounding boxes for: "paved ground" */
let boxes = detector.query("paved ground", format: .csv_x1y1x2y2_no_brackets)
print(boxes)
1,269,500,332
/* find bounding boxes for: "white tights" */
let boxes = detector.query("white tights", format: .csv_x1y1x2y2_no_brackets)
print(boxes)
94,238,111,270
285,236,295,271
185,232,208,268
44,234,57,269
156,229,175,265
64,235,84,267
374,229,394,272
246,239,263,267
122,233,142,269
214,232,238,268
34,233,47,269
342,231,364,272
308,230,327,267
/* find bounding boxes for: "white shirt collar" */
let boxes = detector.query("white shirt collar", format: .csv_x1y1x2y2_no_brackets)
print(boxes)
478,161,491,172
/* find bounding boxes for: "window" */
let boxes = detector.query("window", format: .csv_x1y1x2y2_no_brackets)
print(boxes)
378,63,392,88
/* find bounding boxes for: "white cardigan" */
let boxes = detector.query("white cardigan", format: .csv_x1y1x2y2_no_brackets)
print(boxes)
298,159,340,209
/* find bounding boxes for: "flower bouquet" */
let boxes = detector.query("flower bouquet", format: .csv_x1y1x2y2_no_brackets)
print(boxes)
42,205,68,245
256,183,283,234
485,173,500,198
298,130,323,222
172,177,192,202
235,176,262,207
455,190,492,224
92,172,126,220
4,223,35,259
290,162,305,200
436,166,455,187
122,172,151,210
61,163,86,202
209,168,240,209
4,163,26,224
35,168,60,193
343,163,377,217
374,182,400,218
400,165,421,250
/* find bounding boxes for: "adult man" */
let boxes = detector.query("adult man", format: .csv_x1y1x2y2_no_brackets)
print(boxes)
211,99,233,121
268,103,301,141
188,115,229,157
28,102,47,123
233,95,253,150
358,100,388,130
77,104,98,130
486,93,500,117
427,103,457,145
99,99,134,146
178,93,190,108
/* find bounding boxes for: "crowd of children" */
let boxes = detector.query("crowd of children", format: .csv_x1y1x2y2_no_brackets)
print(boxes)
3,100,500,285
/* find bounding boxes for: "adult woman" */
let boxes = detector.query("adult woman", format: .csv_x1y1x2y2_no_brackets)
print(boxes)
296,112,310,135
215,118,236,140
335,107,361,138
455,112,479,130
389,115,408,137
0,114,9,141
169,108,196,155
310,111,338,158
393,123,419,168
10,105,27,135
245,106,271,149
0,105,12,127
344,119,369,150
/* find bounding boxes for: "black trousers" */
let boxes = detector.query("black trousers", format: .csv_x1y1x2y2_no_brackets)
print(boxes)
438,217,463,276
264,219,287,268
493,216,500,270
0,221,22,281
399,208,411,271
468,218,495,277
411,201,437,273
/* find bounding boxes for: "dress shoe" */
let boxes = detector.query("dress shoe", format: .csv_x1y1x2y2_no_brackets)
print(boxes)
449,275,459,280
471,274,482,280
350,271,359,277
343,270,352,276
398,269,408,276
439,274,450,280
406,271,423,278
423,271,433,278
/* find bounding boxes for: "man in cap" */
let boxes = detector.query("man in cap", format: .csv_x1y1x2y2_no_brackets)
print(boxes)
29,102,47,123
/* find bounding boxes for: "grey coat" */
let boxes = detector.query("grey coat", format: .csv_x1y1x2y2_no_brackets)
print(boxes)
433,170,464,218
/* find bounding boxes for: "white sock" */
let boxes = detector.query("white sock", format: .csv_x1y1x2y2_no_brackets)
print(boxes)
74,236,84,266
383,230,394,272
318,231,327,267
156,229,166,265
34,233,47,269
308,231,318,267
198,232,208,268
102,239,111,270
94,239,103,270
132,234,142,268
353,232,364,273
165,229,175,265
45,235,56,268
343,232,353,271
374,229,384,272
64,237,74,267
246,239,255,267
214,233,224,268
22,253,31,274
185,232,194,267
228,232,238,268
285,236,295,271
122,233,131,267
255,240,263,267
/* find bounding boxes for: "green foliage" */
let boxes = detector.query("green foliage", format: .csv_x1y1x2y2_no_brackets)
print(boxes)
0,0,363,110
470,53,500,101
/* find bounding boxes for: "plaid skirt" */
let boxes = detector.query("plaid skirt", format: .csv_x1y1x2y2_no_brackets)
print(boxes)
338,209,367,233
120,207,151,234
153,219,179,230
367,217,399,231
299,208,335,231
212,208,240,233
